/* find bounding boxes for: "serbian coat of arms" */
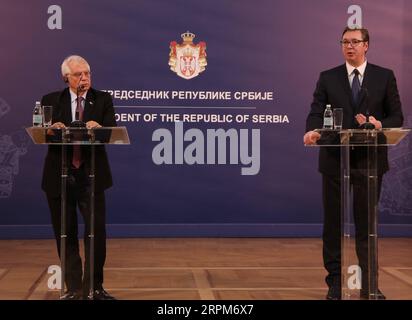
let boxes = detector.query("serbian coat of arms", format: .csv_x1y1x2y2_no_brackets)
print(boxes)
168,31,207,80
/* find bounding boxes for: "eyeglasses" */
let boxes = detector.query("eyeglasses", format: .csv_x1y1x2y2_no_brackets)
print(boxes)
340,39,366,47
69,71,91,78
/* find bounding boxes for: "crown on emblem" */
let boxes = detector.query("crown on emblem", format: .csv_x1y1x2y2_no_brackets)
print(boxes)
181,31,195,43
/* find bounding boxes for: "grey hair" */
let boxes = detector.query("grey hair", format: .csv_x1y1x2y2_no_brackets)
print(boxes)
61,55,90,77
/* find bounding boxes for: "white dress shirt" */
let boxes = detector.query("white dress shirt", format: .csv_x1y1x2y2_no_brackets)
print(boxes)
69,89,87,122
346,60,367,88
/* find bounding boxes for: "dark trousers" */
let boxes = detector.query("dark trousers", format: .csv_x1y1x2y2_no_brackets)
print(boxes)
322,173,382,288
46,167,107,293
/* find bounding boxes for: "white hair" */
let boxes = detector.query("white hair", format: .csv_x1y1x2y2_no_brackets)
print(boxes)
61,55,90,77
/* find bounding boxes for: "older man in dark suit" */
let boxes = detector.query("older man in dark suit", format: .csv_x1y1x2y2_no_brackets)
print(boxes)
41,55,116,300
304,27,403,300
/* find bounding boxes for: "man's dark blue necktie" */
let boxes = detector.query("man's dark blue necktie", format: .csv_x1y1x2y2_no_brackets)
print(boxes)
352,69,361,106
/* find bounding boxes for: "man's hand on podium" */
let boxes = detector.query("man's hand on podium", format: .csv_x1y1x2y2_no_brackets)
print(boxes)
51,122,66,129
355,114,382,129
303,130,321,145
367,116,382,129
86,121,102,129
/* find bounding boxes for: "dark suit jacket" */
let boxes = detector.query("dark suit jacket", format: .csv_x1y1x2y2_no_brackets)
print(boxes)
306,63,403,175
41,87,117,196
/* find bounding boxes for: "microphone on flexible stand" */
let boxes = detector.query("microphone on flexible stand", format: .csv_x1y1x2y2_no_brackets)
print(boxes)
358,88,375,129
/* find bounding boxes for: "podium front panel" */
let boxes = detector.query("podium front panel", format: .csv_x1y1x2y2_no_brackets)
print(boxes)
26,126,130,298
306,128,410,300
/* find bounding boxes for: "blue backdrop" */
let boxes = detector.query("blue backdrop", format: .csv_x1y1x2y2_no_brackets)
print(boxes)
1,0,411,238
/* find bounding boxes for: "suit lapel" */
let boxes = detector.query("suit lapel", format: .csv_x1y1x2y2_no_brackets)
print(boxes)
83,89,95,122
336,64,358,128
357,63,371,114
337,64,352,100
58,88,72,126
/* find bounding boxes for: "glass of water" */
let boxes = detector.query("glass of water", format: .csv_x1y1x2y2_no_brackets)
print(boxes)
42,105,53,127
333,108,343,130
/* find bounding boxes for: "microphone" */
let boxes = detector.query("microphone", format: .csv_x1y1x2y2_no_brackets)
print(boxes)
358,88,375,129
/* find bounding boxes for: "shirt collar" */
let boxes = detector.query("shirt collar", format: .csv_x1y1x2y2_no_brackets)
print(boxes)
346,60,367,77
69,89,87,103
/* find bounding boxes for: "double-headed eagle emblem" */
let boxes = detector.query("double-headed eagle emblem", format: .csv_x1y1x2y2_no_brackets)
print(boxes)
169,31,207,80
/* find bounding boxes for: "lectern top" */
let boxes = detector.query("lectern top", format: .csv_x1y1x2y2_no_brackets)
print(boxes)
26,126,130,145
306,128,410,147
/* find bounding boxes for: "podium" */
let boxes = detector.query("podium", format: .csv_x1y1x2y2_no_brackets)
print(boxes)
308,128,410,299
26,126,130,299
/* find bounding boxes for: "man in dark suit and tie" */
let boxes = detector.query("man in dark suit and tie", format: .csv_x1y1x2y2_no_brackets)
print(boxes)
41,55,116,300
303,27,403,299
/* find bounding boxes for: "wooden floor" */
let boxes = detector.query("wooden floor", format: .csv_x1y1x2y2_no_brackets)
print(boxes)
0,238,411,300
